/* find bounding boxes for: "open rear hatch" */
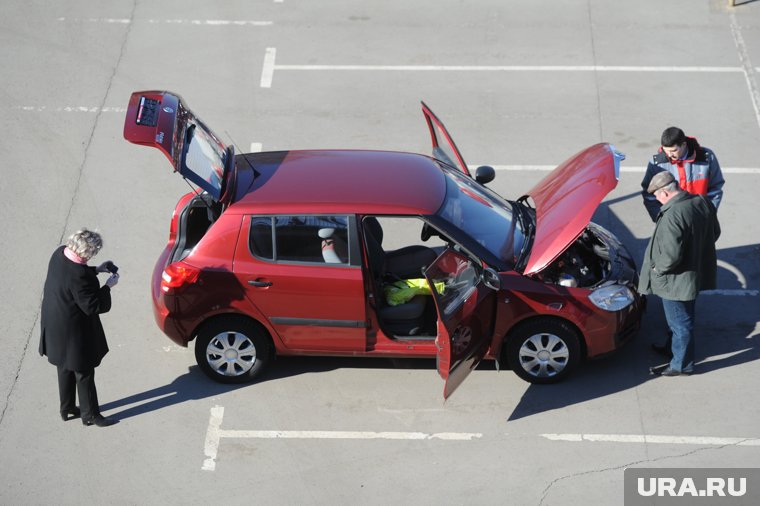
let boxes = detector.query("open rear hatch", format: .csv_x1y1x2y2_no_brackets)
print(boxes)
123,90,234,202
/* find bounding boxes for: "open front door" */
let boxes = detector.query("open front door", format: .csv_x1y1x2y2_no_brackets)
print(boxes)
425,249,496,399
421,101,471,177
123,90,233,202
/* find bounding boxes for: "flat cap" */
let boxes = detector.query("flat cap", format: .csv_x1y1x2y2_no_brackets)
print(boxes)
647,170,676,193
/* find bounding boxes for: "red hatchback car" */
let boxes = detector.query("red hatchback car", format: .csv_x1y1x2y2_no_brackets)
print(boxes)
124,91,643,397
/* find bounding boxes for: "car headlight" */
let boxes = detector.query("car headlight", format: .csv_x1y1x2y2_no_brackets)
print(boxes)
588,284,634,312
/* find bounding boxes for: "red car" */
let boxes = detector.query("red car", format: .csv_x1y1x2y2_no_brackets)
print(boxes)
124,91,643,397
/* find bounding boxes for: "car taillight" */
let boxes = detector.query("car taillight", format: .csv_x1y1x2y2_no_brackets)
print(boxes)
161,261,200,293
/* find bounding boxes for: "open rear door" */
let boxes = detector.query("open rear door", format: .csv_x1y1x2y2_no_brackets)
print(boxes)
123,90,233,202
425,249,496,399
421,102,472,177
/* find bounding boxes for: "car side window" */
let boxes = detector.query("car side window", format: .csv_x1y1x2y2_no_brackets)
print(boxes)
249,216,274,260
248,215,350,264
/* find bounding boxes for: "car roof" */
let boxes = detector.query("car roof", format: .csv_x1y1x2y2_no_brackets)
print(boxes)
229,149,447,215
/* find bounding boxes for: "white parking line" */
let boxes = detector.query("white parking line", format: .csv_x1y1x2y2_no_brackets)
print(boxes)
729,11,760,132
57,17,272,26
202,405,481,471
701,289,759,296
203,407,760,471
13,106,128,112
221,430,483,440
542,433,760,446
202,405,224,471
260,47,277,88
273,64,743,73
262,61,744,88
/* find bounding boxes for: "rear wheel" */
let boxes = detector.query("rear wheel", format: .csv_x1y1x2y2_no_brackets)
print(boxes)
505,318,581,384
194,317,272,384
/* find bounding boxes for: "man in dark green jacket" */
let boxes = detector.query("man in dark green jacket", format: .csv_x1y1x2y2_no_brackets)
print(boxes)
639,171,720,376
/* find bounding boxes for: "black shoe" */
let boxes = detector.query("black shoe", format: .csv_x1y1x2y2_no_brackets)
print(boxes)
650,366,691,377
60,407,81,421
82,414,117,427
650,343,673,359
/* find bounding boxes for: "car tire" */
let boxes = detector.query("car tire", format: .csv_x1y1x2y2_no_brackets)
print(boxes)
505,318,581,384
194,316,272,384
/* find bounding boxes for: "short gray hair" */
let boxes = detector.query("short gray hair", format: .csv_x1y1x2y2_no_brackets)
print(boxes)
66,228,103,261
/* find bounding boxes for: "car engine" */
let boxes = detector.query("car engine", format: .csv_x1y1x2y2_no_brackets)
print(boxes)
536,227,612,288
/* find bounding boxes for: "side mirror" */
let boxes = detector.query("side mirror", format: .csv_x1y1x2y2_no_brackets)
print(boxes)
482,267,500,291
475,165,495,185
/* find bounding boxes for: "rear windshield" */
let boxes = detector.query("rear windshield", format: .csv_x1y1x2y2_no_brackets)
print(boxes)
437,167,525,265
181,122,227,199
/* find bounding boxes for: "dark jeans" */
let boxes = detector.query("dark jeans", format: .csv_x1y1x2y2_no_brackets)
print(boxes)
661,298,696,373
57,366,100,419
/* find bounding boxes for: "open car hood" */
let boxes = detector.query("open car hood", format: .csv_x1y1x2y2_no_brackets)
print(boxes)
123,90,233,202
522,143,624,276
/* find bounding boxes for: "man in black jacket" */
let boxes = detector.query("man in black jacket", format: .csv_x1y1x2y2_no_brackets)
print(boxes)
39,229,119,427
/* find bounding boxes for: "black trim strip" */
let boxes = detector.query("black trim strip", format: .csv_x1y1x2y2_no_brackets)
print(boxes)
270,317,367,328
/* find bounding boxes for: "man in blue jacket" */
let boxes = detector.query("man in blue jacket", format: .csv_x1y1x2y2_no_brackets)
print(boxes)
639,171,720,376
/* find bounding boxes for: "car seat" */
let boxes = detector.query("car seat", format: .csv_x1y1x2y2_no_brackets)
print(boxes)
363,217,438,279
319,228,348,263
363,217,438,336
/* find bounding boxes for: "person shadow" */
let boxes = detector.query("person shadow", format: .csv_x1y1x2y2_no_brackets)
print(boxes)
99,366,250,421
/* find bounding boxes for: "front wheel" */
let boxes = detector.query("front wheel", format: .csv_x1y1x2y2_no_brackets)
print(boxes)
505,318,581,384
194,317,272,384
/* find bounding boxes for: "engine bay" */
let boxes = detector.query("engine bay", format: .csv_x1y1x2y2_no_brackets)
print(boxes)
535,227,613,288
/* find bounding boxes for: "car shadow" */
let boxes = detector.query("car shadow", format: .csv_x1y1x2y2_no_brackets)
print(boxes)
99,357,441,420
507,298,760,420
259,355,439,381
507,193,760,421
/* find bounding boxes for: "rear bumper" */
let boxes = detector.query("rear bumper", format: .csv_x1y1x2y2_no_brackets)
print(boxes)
151,247,195,347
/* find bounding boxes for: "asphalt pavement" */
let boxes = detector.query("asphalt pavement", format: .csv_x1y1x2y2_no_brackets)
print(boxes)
1,1,759,504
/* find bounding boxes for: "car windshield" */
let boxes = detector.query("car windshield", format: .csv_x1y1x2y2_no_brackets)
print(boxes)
437,167,526,265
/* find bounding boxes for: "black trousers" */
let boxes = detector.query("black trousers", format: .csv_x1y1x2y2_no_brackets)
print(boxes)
57,366,100,419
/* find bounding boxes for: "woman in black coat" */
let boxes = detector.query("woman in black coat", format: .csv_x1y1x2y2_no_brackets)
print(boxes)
39,229,119,427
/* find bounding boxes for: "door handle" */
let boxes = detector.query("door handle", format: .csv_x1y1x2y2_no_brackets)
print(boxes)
247,280,273,287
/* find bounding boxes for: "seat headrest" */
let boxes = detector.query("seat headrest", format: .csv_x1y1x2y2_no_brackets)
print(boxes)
364,217,383,244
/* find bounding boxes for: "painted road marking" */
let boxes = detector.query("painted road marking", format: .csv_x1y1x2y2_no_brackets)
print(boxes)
260,47,277,88
222,430,483,440
730,11,760,132
57,17,272,26
542,433,760,446
202,406,760,471
202,405,481,471
202,405,224,471
13,106,128,112
271,64,743,73
262,60,745,88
